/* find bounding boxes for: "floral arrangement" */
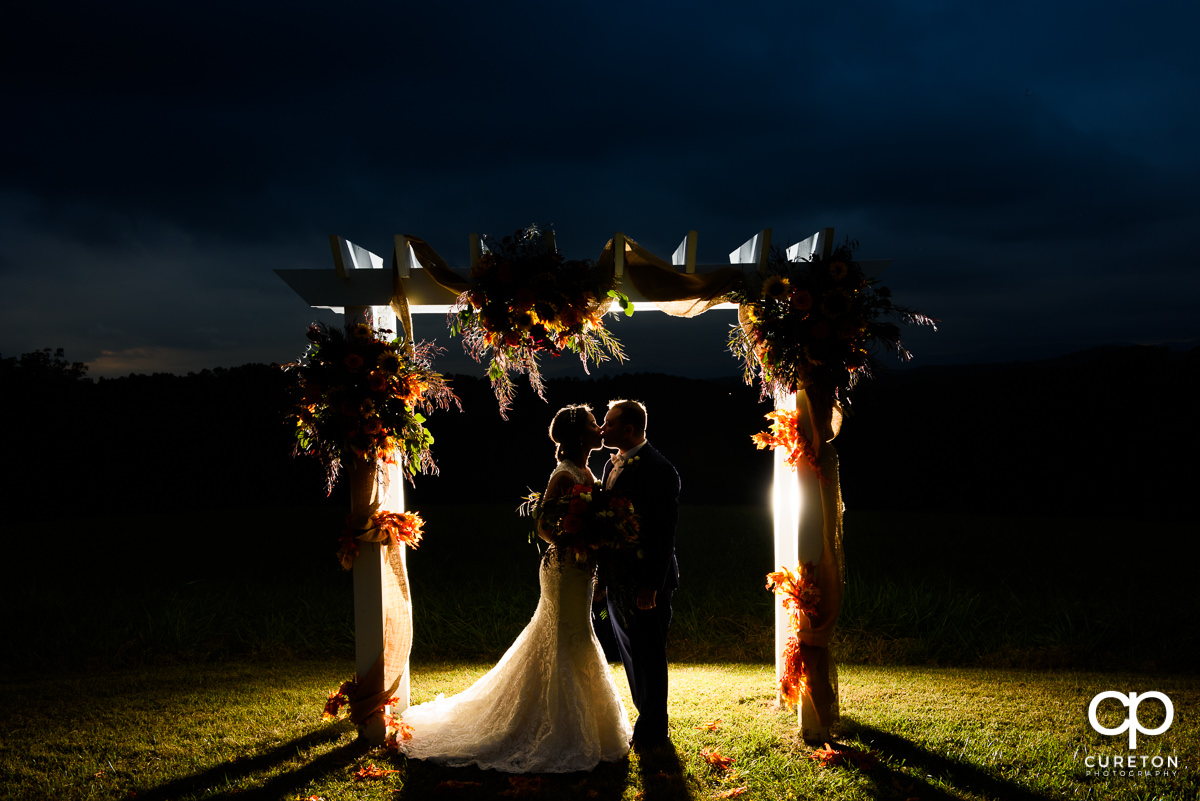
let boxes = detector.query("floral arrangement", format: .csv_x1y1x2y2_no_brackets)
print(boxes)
520,483,640,564
449,224,631,416
727,240,936,403
767,562,821,708
322,676,359,719
323,681,413,750
751,409,827,483
337,509,424,570
384,710,414,751
286,321,459,492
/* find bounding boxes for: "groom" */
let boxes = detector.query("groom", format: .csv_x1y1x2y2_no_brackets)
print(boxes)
600,399,680,749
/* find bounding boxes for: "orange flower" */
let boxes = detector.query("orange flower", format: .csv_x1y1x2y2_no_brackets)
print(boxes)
395,374,428,405
373,510,424,549
751,410,827,483
778,635,807,707
766,562,821,630
790,289,813,310
715,788,748,799
390,720,414,741
367,370,388,391
700,747,735,771
344,353,364,371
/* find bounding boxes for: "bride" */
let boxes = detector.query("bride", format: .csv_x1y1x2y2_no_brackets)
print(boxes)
399,404,632,772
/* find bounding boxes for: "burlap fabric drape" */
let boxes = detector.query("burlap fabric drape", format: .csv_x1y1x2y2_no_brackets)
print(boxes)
595,235,744,317
346,459,414,728
794,389,845,729
405,233,745,318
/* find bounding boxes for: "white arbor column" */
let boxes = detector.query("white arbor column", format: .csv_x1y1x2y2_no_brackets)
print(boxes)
278,239,411,745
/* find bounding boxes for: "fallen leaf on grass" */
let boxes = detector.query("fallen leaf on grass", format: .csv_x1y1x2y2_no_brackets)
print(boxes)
700,747,736,770
353,764,400,781
809,742,880,770
715,788,748,798
695,719,722,731
501,776,545,796
435,779,483,790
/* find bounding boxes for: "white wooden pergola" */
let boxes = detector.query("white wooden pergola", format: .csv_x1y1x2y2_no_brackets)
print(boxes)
277,228,884,744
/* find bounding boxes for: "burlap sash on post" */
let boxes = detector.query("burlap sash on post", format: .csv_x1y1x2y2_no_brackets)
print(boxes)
346,459,414,730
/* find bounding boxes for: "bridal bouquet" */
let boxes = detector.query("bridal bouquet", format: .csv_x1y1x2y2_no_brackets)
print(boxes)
727,240,936,403
286,321,459,493
521,484,640,564
450,224,630,416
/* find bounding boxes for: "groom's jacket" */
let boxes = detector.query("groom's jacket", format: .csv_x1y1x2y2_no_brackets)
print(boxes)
602,442,680,594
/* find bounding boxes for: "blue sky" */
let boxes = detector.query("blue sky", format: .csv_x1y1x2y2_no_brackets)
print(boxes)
3,0,1197,378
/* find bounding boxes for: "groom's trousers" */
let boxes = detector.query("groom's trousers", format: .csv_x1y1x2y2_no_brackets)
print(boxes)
609,589,673,745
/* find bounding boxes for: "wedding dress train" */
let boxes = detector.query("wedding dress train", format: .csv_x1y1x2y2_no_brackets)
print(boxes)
399,461,632,773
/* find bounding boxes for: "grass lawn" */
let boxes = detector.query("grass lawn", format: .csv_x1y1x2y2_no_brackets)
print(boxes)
3,504,1196,799
2,659,1196,800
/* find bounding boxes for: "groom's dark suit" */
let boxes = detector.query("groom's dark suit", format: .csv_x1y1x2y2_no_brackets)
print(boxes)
602,441,680,746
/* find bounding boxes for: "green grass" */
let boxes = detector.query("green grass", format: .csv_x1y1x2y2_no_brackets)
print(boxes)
2,660,1196,800
2,504,1196,798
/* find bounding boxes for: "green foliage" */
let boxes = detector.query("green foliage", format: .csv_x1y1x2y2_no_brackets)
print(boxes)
0,346,90,382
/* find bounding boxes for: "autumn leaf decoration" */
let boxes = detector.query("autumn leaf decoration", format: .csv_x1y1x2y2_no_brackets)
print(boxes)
752,409,827,483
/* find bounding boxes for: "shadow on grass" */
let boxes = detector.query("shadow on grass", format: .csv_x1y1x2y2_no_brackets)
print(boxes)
841,719,1061,801
635,742,696,801
391,754,632,800
132,720,365,801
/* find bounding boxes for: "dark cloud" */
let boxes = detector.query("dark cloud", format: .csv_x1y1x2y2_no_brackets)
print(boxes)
2,0,1198,377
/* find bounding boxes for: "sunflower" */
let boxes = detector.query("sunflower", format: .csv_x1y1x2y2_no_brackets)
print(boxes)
820,288,854,317
761,274,789,300
829,261,849,281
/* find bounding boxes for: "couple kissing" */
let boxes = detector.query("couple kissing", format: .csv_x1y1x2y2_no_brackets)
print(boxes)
399,399,680,772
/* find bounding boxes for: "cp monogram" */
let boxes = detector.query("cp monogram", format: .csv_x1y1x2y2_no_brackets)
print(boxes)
1088,691,1174,749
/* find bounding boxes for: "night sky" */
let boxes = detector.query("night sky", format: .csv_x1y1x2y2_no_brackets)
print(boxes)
4,1,1198,379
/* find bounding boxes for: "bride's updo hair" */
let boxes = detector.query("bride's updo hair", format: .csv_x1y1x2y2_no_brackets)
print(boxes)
549,404,592,462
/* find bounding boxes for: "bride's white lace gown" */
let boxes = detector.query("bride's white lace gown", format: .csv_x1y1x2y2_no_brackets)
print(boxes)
399,460,632,773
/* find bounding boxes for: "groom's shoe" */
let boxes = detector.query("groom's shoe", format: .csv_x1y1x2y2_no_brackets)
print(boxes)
631,734,672,753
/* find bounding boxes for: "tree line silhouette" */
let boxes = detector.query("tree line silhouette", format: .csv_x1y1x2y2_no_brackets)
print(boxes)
3,345,1196,518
